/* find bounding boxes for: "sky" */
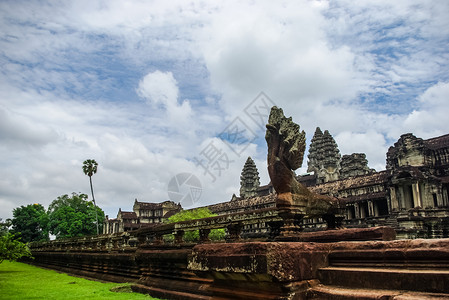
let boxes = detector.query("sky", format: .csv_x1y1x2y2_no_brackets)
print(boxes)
1,0,449,221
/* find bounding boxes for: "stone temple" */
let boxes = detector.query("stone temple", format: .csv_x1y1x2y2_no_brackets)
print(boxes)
30,107,449,299
105,129,449,239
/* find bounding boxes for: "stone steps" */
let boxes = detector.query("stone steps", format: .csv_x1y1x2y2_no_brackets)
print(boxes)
317,266,449,294
309,284,449,299
384,217,399,228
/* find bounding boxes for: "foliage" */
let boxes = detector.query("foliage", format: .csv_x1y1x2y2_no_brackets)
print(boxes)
0,218,10,236
48,193,105,239
82,159,100,235
82,159,98,177
167,207,225,242
0,233,33,264
10,204,49,242
0,261,156,299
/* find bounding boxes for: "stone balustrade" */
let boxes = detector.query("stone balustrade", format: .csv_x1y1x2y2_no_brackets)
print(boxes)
27,209,273,253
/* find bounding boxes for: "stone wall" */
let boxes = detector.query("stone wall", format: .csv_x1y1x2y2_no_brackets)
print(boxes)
28,229,449,299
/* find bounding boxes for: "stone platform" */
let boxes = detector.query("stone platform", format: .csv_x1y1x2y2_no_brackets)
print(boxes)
27,228,449,299
188,238,449,299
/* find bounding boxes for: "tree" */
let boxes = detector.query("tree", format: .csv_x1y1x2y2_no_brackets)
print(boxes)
0,218,10,236
0,232,33,264
9,204,49,243
82,159,99,235
48,193,105,239
167,207,225,242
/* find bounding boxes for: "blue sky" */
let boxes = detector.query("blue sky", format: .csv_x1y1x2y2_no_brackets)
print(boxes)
1,1,448,220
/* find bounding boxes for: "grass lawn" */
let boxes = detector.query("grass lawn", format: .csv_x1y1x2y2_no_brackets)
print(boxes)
0,261,159,299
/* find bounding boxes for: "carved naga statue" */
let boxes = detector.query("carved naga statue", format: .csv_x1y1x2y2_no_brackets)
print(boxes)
265,106,342,223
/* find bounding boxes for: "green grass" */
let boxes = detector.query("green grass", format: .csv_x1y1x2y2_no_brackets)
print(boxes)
0,261,158,299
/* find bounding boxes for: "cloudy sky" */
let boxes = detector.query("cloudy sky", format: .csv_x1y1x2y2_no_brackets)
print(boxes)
1,1,448,220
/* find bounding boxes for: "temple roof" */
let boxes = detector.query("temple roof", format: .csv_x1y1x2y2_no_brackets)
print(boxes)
343,191,387,203
208,193,276,214
424,133,449,150
310,171,389,195
135,201,163,209
119,211,137,219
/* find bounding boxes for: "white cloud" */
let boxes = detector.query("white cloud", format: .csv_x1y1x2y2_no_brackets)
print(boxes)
137,71,179,107
137,70,193,128
0,0,448,222
0,106,59,148
335,131,388,171
198,1,367,119
403,81,449,138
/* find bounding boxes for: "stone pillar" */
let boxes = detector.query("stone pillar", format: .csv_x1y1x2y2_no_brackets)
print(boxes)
123,235,130,247
226,223,243,242
360,203,366,218
354,203,360,219
152,234,164,245
100,239,107,251
174,231,184,244
137,234,147,247
346,205,352,220
412,183,422,208
199,229,211,243
368,201,374,217
442,185,449,206
390,187,398,211
373,201,379,217
275,209,304,240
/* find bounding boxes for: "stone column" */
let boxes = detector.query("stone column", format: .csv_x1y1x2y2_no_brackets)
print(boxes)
152,234,164,245
368,201,374,217
199,229,211,243
174,230,184,244
346,205,352,220
226,223,243,242
443,186,449,206
390,187,398,211
373,201,379,217
354,203,360,219
360,203,366,218
137,234,147,247
412,183,422,208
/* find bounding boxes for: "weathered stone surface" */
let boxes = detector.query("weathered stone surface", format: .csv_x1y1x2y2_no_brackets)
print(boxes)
188,242,330,299
297,226,396,242
133,245,212,300
387,133,426,170
187,238,449,299
265,106,343,228
309,285,449,299
28,236,449,299
28,251,140,283
189,242,330,282
265,106,306,208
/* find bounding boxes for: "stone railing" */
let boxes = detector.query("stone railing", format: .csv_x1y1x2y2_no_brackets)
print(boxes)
28,208,284,253
29,231,138,253
134,207,283,246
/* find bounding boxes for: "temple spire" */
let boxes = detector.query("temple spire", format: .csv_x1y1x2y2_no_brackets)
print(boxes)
239,157,260,198
307,127,341,183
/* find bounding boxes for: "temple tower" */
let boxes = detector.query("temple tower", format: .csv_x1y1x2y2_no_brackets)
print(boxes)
307,127,323,174
340,153,374,179
239,157,260,198
307,127,341,183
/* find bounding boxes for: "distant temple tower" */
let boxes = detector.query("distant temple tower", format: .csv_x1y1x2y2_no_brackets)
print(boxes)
239,157,260,198
340,153,375,179
307,127,341,183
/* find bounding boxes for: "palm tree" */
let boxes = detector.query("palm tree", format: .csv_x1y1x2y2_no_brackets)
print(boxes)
82,159,99,235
